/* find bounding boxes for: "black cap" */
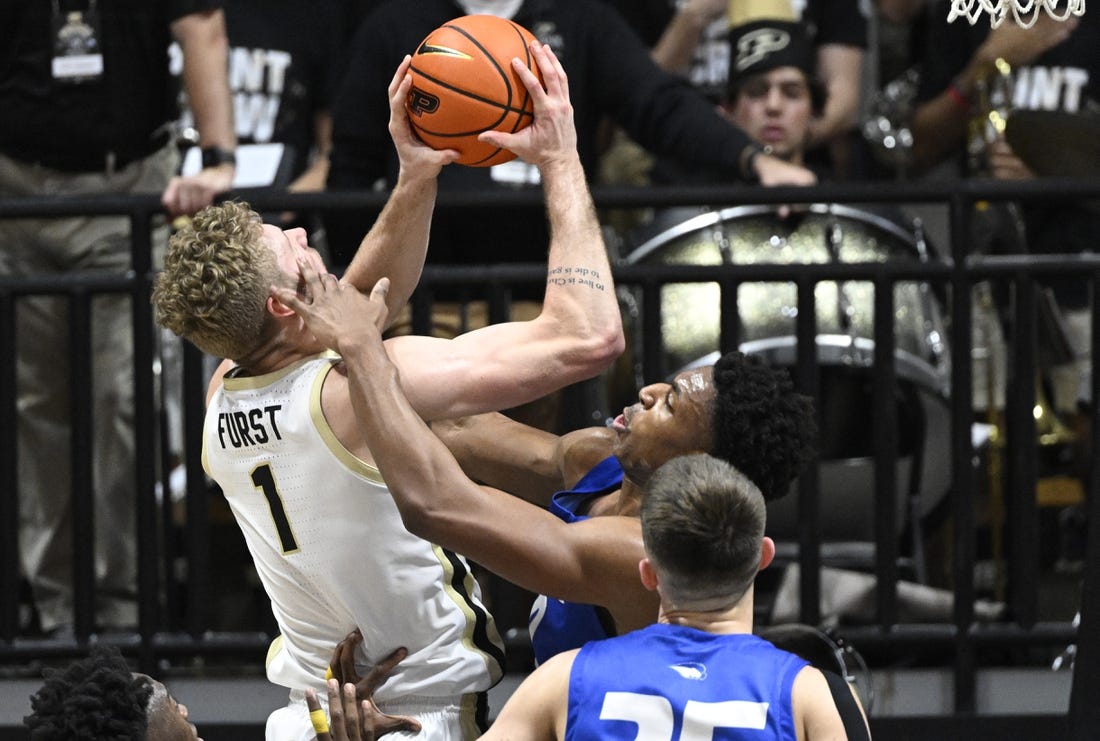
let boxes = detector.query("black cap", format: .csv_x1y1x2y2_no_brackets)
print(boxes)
727,20,824,110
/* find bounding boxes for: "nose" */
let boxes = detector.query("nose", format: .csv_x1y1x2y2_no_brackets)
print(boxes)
179,703,189,719
637,382,666,408
764,86,784,111
286,227,309,248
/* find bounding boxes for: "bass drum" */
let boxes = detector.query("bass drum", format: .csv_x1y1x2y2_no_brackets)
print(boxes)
621,204,954,526
758,623,874,713
624,203,950,391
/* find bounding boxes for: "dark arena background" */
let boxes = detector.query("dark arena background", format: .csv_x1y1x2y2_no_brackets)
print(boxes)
0,176,1098,739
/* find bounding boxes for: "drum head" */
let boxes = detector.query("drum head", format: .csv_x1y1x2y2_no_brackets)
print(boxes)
624,204,948,390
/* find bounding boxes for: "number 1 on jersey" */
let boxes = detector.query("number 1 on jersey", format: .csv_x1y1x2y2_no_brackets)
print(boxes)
251,463,300,554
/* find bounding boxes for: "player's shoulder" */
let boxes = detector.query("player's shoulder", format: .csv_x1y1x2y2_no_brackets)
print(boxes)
561,427,618,483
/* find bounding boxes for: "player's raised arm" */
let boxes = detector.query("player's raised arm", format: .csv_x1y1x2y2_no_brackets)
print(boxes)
340,55,459,328
385,41,624,421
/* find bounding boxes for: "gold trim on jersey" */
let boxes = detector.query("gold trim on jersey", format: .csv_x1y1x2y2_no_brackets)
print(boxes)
201,412,212,479
310,360,385,484
459,693,483,740
204,352,338,478
221,351,340,391
432,545,506,687
266,634,284,670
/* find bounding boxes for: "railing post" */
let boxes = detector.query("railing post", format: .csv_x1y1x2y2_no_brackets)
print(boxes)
69,291,96,639
1067,270,1100,739
1005,272,1039,627
0,291,19,640
795,274,821,626
872,268,900,627
131,206,160,670
949,192,978,713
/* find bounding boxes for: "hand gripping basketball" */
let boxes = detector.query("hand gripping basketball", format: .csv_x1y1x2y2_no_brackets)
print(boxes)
477,40,576,169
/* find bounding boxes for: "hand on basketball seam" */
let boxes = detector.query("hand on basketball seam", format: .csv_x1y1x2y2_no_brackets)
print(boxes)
479,41,577,168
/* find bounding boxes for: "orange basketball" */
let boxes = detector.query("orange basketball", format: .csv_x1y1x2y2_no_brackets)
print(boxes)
405,15,542,167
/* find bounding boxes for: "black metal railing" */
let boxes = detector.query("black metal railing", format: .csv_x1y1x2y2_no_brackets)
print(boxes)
1,178,1097,735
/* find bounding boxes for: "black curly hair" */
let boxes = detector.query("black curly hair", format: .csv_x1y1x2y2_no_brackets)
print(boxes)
24,645,153,741
710,351,818,501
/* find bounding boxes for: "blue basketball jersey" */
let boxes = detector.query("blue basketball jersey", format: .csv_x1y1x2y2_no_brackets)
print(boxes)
529,456,624,665
566,624,808,741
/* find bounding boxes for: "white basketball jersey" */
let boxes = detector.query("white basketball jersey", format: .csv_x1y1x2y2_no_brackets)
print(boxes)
202,354,505,701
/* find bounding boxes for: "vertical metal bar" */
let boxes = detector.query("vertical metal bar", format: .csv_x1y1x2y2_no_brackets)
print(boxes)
158,331,181,631
70,291,96,639
409,285,434,337
0,291,19,639
641,278,664,384
487,274,510,326
873,269,900,627
1007,272,1038,627
183,340,210,638
795,275,821,626
1067,270,1100,740
718,274,741,355
131,207,160,670
949,193,977,713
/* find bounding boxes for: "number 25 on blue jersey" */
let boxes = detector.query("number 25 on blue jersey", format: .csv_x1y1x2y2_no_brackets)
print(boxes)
600,692,769,741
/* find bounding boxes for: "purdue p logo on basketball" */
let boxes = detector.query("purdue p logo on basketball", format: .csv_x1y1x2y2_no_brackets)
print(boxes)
407,88,440,117
735,27,791,72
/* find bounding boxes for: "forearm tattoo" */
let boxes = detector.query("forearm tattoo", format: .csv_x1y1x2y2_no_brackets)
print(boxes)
547,266,607,291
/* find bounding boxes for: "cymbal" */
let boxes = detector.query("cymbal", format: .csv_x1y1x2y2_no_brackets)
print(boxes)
1004,110,1100,177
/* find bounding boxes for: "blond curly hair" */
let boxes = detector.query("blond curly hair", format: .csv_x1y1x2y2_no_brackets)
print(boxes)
152,201,285,360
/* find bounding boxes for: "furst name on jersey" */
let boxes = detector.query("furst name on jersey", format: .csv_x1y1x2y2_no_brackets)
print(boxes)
217,405,284,449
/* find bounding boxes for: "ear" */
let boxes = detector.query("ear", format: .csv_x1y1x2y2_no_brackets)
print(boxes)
267,292,296,319
758,536,776,573
639,558,659,592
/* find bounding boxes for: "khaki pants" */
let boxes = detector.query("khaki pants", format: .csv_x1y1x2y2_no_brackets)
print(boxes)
0,147,176,630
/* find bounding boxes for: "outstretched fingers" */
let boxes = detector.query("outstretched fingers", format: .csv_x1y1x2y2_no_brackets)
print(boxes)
272,259,336,312
531,40,567,105
355,646,406,697
387,55,413,103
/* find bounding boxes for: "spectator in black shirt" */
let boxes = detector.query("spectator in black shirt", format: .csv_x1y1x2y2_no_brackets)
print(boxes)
0,0,236,634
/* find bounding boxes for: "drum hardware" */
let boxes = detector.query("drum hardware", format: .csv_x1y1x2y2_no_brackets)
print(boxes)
1034,379,1079,449
824,216,861,350
711,217,733,265
967,57,1014,177
861,67,918,174
1051,611,1080,671
758,623,875,713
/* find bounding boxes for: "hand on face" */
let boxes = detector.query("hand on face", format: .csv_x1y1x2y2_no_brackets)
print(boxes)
271,260,389,354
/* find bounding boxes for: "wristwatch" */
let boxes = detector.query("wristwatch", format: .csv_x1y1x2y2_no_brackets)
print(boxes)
738,143,773,182
201,146,237,169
